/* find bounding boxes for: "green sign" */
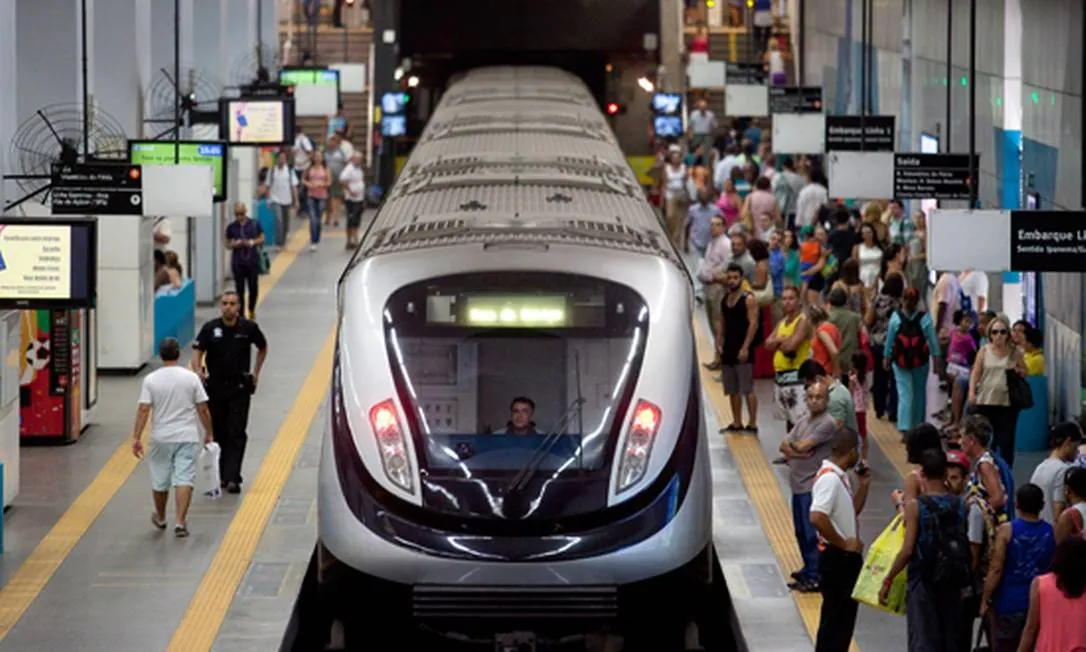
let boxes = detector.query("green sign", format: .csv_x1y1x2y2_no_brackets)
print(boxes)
279,69,339,87
129,141,226,201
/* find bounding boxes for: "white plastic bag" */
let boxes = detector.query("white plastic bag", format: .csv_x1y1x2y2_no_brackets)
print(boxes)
199,442,222,499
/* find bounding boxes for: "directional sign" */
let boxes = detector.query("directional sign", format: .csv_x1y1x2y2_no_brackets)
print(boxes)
825,115,896,152
1009,210,1086,272
768,86,823,114
725,62,766,85
893,154,978,200
50,163,143,216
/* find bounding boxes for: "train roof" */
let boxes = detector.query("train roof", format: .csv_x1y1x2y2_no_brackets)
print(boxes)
358,66,678,265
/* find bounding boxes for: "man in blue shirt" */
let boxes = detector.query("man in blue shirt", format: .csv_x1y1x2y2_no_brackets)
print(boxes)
224,201,265,320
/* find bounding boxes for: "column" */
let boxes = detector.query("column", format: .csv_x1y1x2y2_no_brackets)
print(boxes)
0,1,17,212
372,0,400,190
658,0,682,92
1001,0,1024,321
89,0,157,370
15,0,82,121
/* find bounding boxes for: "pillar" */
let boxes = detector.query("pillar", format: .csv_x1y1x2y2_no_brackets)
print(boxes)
658,0,683,93
0,1,17,212
1001,0,1024,322
372,0,400,190
88,0,157,370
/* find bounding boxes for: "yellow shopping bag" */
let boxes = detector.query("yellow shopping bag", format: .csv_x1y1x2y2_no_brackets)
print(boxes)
851,515,908,616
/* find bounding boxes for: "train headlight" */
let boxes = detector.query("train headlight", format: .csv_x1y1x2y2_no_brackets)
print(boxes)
615,399,662,493
368,399,415,493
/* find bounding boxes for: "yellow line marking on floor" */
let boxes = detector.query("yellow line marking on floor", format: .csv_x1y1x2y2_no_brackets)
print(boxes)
693,318,860,652
0,227,310,642
867,409,913,480
167,327,336,652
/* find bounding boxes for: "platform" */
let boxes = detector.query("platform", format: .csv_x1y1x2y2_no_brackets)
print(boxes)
0,230,937,651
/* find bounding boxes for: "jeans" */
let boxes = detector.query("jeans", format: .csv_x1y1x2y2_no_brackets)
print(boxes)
232,263,259,317
307,197,326,244
791,492,820,581
270,202,291,247
892,363,929,432
814,546,863,652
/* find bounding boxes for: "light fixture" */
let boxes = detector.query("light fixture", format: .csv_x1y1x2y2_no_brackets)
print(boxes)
407,76,419,88
637,77,654,93
394,68,404,81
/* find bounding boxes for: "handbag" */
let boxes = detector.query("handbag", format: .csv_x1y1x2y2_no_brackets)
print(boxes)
752,282,775,307
851,515,908,615
1005,369,1033,410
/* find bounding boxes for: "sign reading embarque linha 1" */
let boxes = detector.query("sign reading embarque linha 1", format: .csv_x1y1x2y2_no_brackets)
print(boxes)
1010,210,1086,272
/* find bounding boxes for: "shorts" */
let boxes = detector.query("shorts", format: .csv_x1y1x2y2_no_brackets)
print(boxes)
721,363,754,395
946,362,970,378
345,200,364,228
773,372,808,424
148,441,201,492
805,273,826,292
955,373,970,393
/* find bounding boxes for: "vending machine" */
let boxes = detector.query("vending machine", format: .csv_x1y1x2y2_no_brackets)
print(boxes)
20,309,94,442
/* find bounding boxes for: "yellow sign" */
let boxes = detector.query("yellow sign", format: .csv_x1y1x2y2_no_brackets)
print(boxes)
627,156,657,187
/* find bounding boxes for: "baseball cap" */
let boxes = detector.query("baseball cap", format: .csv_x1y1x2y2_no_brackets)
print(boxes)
946,449,971,472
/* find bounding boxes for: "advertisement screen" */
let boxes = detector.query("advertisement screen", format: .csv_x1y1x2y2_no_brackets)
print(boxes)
279,68,340,88
0,219,97,309
652,93,682,115
654,116,683,138
382,115,407,137
129,141,228,202
221,98,296,146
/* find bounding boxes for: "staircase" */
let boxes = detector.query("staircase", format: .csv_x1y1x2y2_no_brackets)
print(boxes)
279,24,372,148
684,24,797,120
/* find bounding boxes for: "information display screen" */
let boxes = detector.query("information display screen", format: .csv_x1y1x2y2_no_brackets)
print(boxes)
381,115,407,137
279,67,340,88
652,93,682,115
654,116,683,138
0,218,97,309
220,98,296,146
128,140,228,202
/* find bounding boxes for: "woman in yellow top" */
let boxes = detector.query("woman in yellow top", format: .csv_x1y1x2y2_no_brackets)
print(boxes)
764,286,813,431
1022,324,1046,376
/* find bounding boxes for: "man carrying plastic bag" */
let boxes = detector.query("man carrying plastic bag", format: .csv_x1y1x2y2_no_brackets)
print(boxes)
852,515,908,615
199,442,223,499
810,425,873,652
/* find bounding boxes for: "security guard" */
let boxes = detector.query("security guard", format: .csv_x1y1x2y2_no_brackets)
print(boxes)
191,290,268,494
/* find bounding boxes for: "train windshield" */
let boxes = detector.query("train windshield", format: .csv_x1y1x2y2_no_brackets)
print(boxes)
383,272,648,520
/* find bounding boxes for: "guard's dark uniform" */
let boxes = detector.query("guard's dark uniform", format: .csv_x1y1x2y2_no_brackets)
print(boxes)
193,317,267,487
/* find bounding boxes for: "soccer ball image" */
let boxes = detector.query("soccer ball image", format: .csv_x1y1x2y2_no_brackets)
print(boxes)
23,337,50,384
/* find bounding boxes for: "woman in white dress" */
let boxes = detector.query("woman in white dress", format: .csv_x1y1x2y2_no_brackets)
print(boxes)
852,221,884,293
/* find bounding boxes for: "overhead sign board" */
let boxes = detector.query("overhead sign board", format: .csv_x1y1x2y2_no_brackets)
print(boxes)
1009,210,1086,272
825,115,896,152
725,62,766,85
893,153,978,200
768,86,823,114
50,163,143,215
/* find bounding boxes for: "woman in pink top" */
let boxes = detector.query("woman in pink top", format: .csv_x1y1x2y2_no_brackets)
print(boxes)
742,176,780,233
302,150,330,249
1018,536,1086,651
716,178,741,227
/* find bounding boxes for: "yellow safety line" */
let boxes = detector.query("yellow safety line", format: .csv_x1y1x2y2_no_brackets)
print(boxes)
866,408,913,480
167,327,336,651
0,227,310,642
693,318,860,652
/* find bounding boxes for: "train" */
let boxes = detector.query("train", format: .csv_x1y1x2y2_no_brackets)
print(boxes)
318,66,715,651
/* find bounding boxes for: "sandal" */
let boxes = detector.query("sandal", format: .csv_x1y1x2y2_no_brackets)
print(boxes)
151,513,167,530
718,424,743,434
743,424,759,435
174,524,189,538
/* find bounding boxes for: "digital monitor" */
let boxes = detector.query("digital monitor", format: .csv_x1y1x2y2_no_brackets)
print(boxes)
128,140,228,202
279,67,341,117
220,97,296,146
653,115,684,138
381,115,407,137
381,92,408,115
278,67,340,89
652,92,683,115
0,217,97,309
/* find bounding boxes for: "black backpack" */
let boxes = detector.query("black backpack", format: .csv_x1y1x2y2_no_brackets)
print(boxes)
917,496,972,588
892,311,929,369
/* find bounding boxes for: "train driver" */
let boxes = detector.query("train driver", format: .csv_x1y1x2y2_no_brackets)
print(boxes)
504,396,541,435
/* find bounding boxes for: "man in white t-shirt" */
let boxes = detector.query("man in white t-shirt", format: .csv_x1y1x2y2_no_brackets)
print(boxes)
339,152,366,249
263,152,299,251
131,337,214,537
809,427,871,651
958,269,989,315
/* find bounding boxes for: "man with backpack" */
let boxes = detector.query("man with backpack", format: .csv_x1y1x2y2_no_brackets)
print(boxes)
883,287,942,434
880,450,971,651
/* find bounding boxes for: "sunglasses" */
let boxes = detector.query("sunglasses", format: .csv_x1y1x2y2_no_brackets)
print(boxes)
990,329,1008,335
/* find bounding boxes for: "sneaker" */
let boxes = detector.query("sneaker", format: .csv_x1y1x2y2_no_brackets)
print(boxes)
174,524,189,538
225,482,241,494
788,578,820,593
151,513,167,530
309,244,318,252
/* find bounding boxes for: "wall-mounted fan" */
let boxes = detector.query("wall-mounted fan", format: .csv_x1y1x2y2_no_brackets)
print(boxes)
230,43,282,89
7,102,128,207
143,67,224,137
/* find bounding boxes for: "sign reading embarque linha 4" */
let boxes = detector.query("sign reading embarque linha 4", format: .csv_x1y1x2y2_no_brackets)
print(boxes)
1010,210,1086,272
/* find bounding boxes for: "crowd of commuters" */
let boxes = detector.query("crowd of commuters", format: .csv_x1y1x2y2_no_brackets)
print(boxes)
655,109,1085,649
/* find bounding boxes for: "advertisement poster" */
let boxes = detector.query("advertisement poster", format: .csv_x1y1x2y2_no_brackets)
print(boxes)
227,100,285,144
19,309,79,439
0,224,73,300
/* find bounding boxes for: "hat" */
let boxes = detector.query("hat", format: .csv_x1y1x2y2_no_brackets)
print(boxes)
946,449,971,472
800,224,814,237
